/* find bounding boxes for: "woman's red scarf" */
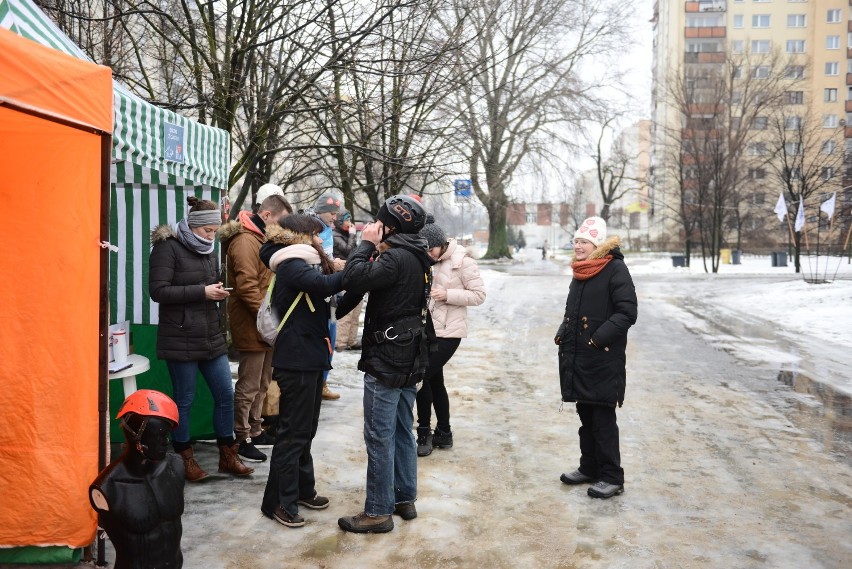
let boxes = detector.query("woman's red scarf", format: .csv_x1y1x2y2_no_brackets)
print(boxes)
571,256,613,280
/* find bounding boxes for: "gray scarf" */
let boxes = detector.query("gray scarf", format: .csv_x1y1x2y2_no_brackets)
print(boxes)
174,218,214,255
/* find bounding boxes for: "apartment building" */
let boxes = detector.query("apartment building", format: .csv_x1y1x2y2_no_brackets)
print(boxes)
651,0,851,251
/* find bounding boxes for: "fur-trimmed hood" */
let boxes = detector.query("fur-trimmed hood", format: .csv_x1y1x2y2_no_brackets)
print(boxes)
216,219,243,244
150,224,177,244
264,222,315,247
576,236,622,261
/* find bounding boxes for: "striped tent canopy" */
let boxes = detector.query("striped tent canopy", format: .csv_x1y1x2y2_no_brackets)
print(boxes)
1,0,230,325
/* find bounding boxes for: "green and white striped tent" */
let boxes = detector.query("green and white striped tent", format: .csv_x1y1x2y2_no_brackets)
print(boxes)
1,0,230,326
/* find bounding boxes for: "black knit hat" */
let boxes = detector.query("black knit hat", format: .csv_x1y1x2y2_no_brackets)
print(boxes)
419,223,447,248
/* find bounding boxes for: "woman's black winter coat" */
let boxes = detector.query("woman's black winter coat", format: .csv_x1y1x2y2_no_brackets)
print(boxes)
557,239,637,407
148,225,228,362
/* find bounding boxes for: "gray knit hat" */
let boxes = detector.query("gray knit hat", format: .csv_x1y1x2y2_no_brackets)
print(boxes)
419,223,447,248
314,194,341,214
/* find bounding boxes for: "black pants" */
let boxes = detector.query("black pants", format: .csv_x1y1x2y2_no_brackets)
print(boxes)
415,337,461,432
261,368,324,516
576,402,624,485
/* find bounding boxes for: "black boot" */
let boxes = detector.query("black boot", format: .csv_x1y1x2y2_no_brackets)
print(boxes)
416,427,432,457
432,427,453,449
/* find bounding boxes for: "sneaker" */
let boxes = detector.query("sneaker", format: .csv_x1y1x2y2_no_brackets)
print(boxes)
273,506,305,528
251,430,275,447
416,429,433,457
587,481,624,499
393,502,417,520
432,428,453,449
338,512,394,534
322,383,341,400
298,494,330,510
560,469,594,485
237,440,267,462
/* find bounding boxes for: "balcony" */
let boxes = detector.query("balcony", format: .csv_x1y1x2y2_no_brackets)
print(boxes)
685,1,726,13
846,126,852,138
846,100,852,113
684,51,727,64
847,73,852,86
685,27,726,39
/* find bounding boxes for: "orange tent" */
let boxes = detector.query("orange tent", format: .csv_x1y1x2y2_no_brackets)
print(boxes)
0,27,112,560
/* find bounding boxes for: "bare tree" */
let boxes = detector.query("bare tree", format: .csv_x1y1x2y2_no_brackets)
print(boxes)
765,107,844,272
441,0,628,259
661,48,792,272
588,115,647,223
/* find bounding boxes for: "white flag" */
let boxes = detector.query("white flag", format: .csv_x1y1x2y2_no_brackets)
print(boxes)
794,200,805,232
820,192,836,220
773,193,787,222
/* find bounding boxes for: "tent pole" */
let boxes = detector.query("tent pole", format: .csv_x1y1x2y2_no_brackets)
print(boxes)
96,132,112,568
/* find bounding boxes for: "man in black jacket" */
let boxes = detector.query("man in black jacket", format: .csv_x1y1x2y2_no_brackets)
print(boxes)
335,195,431,534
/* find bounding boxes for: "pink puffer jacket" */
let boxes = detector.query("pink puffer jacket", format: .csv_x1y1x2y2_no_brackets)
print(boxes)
429,239,486,338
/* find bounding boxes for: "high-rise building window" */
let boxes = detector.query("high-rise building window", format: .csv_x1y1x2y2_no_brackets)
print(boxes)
822,140,837,155
753,40,771,53
825,88,838,102
752,65,770,78
827,9,842,23
748,142,768,155
785,91,804,104
785,65,805,79
847,61,852,74
733,15,744,28
848,32,852,48
785,116,802,130
822,167,835,180
787,14,806,27
823,114,838,128
826,35,840,49
786,40,805,53
825,62,839,76
732,40,745,54
785,142,802,156
752,14,771,28
752,117,768,130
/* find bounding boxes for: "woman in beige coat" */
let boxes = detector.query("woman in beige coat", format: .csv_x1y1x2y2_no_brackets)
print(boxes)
415,223,486,457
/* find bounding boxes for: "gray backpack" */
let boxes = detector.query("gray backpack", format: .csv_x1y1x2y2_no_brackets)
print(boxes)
256,275,314,345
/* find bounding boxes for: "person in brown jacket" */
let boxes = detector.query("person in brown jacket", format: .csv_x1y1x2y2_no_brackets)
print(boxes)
218,194,292,463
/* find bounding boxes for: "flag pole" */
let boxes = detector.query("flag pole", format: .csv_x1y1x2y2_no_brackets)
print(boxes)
784,211,796,244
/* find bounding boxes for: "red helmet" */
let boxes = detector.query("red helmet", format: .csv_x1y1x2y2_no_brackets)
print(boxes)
116,390,179,427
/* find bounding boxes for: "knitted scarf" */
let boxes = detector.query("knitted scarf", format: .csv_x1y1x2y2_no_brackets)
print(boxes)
571,256,612,281
174,218,214,254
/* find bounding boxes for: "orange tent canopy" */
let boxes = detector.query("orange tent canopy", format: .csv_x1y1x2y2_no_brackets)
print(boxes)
0,28,112,549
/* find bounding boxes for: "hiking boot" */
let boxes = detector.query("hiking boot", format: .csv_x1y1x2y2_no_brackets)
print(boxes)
298,494,330,510
273,506,305,528
393,502,417,520
322,383,340,400
432,428,453,449
218,443,255,476
416,428,433,457
560,469,594,485
177,448,209,482
250,430,275,447
338,512,394,534
587,481,624,499
238,440,267,462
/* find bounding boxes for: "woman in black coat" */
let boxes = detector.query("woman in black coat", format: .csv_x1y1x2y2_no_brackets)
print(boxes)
149,196,253,482
258,214,344,528
554,216,637,499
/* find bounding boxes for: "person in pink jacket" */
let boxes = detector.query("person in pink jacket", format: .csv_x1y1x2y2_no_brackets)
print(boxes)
415,223,486,456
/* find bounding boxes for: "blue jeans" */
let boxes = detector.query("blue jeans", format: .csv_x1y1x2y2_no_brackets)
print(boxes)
362,373,417,516
166,354,234,443
323,319,337,382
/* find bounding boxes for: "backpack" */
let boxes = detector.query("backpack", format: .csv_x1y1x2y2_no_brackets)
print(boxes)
256,275,315,346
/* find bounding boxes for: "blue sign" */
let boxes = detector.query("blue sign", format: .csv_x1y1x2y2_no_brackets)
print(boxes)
454,179,472,197
164,122,185,164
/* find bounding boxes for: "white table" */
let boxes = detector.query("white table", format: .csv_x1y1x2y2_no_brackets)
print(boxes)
108,354,150,398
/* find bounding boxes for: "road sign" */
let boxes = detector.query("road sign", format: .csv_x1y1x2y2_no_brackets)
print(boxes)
454,179,472,198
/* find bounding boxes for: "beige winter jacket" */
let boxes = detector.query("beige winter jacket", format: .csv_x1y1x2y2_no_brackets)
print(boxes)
429,239,486,338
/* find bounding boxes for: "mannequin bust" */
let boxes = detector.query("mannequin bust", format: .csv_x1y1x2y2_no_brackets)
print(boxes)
89,390,185,569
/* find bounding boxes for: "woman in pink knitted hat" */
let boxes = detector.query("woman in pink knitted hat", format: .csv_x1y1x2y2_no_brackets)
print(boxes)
554,216,637,499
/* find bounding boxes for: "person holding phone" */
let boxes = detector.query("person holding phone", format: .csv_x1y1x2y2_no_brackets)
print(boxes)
148,196,254,482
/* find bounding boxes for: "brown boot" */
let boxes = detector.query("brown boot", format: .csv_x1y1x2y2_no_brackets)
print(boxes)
178,448,209,482
218,443,254,476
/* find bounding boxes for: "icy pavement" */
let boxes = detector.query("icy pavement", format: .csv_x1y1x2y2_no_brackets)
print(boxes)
78,253,850,569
